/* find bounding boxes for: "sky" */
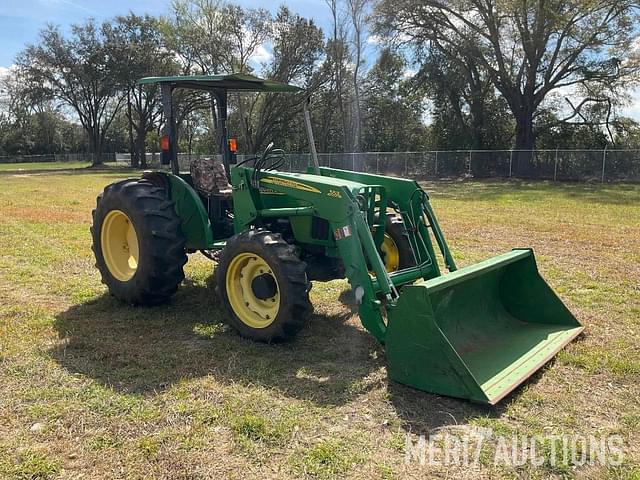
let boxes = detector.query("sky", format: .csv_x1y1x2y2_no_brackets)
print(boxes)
0,0,331,67
1,0,639,120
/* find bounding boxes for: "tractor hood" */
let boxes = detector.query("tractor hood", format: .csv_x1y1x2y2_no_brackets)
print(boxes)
259,171,371,196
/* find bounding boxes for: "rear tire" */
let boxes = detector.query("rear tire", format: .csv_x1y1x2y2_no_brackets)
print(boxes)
375,213,416,272
216,229,312,342
91,178,187,305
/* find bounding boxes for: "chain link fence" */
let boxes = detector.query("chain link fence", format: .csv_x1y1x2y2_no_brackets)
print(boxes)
167,150,639,182
2,149,639,182
0,153,116,163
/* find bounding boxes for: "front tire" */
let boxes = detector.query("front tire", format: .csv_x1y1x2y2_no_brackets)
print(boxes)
91,178,187,305
216,229,312,342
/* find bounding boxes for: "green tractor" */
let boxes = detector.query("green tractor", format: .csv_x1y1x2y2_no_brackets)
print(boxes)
91,74,583,404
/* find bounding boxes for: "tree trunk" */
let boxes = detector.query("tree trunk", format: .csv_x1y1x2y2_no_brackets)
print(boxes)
89,130,103,166
351,11,362,156
136,127,147,168
513,105,536,177
469,100,485,149
352,72,361,152
127,90,139,169
330,12,347,152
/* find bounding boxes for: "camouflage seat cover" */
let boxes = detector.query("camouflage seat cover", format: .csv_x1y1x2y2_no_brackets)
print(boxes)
190,158,232,195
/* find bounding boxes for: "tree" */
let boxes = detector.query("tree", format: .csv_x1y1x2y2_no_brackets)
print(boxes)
0,67,89,156
362,49,429,151
170,0,226,75
17,21,125,165
535,116,609,149
416,45,512,150
324,0,351,152
171,0,271,75
105,14,177,168
375,0,639,170
415,48,513,150
346,0,369,153
167,0,273,153
235,6,324,153
166,2,325,154
612,117,640,149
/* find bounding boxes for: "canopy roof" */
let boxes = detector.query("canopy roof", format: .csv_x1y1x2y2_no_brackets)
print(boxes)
138,74,302,93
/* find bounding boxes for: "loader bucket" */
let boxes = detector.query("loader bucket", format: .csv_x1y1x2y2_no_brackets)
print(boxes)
386,249,583,404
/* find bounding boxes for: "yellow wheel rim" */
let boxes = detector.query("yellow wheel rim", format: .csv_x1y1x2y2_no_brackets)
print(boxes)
101,210,139,282
225,252,280,329
380,233,400,272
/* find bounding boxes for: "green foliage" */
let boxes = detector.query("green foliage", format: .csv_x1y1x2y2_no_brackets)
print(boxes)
15,20,126,164
0,108,88,156
418,48,513,150
612,117,640,149
295,440,357,478
105,13,178,167
7,450,59,480
536,121,610,150
362,49,429,151
374,0,640,152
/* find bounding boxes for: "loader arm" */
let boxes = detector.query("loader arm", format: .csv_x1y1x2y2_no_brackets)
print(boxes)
230,166,460,343
230,166,395,341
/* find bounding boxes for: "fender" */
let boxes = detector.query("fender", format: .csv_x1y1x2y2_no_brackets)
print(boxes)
143,171,214,250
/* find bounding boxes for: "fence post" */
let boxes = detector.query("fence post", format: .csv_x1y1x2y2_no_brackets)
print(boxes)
601,146,608,183
468,150,472,175
376,152,380,174
509,150,513,178
554,147,559,181
434,151,438,176
352,153,355,171
405,155,408,177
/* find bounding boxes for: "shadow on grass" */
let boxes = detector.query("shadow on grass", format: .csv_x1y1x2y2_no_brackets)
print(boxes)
333,269,569,433
50,276,538,431
50,277,384,407
386,382,497,434
317,284,498,430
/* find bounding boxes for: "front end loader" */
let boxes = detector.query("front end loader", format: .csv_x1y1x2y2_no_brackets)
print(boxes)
90,74,583,404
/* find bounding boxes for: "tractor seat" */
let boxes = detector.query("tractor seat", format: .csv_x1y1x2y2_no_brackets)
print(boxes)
190,158,232,197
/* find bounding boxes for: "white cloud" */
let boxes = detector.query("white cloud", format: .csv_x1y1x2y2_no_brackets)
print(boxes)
366,35,382,45
0,66,13,112
38,0,93,13
249,43,273,66
0,65,17,81
621,87,640,121
402,68,417,79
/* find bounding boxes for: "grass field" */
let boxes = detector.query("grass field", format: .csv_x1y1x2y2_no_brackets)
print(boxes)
0,170,638,479
0,162,124,172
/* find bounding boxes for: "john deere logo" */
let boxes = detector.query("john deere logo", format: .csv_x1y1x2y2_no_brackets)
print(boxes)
260,177,321,194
